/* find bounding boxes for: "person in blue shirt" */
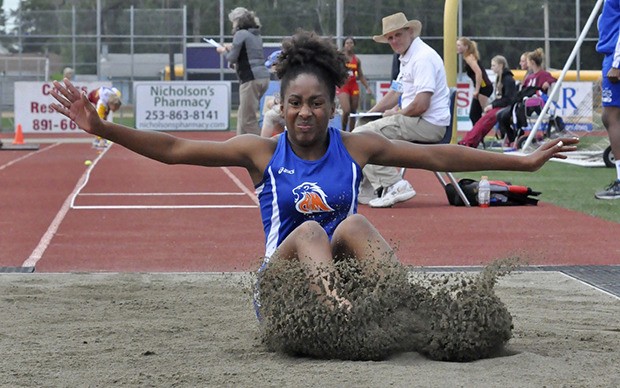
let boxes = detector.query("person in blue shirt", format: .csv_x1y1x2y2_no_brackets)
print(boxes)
49,30,577,314
595,0,620,199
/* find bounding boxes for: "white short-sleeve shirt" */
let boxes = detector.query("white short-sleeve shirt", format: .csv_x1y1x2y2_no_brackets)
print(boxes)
394,38,451,127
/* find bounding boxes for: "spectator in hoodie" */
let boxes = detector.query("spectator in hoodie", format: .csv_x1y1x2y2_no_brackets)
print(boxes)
217,7,270,135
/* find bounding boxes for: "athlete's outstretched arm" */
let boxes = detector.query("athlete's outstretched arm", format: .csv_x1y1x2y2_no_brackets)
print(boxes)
50,79,273,180
346,130,579,174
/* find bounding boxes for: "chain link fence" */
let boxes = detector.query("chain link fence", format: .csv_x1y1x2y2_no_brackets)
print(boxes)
0,1,602,131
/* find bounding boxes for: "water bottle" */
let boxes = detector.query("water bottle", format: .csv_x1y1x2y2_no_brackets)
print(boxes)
478,176,491,208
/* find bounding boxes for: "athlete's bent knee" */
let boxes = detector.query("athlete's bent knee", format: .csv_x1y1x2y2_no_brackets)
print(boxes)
335,214,372,236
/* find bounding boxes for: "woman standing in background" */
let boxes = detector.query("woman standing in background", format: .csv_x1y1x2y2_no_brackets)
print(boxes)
217,7,270,135
457,37,493,125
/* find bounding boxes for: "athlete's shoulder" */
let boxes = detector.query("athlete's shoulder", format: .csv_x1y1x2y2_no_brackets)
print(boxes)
230,133,279,151
341,129,387,161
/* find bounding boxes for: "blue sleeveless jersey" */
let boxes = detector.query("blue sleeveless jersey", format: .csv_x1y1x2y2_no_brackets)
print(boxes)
255,127,362,257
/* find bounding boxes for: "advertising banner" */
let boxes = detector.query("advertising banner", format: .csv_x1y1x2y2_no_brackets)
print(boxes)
14,81,112,133
135,81,230,131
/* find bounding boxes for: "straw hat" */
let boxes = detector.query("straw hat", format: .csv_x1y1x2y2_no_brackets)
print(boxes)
372,12,422,43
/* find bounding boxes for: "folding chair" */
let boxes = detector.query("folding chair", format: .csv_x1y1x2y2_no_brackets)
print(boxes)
400,88,471,207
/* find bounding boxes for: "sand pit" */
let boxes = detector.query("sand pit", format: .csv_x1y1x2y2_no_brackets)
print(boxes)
258,259,514,362
0,271,618,387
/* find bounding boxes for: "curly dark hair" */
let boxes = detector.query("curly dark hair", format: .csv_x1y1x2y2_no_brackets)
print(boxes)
275,30,349,102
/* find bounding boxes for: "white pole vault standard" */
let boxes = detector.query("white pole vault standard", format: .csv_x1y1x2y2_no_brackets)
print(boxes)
522,0,604,151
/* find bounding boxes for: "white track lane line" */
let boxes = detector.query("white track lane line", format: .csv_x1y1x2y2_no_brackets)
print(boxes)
23,148,259,268
0,143,61,171
220,166,259,205
557,271,620,301
21,143,108,269
69,145,111,208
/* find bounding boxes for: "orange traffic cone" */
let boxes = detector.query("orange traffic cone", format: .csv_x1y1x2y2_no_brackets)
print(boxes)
12,124,24,145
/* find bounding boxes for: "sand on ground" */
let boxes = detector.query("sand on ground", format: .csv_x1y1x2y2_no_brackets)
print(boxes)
0,272,618,387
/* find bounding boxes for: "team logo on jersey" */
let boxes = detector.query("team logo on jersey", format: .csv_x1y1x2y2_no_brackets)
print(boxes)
292,182,335,214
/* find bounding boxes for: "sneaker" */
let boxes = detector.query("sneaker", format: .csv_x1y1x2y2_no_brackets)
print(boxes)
369,179,416,208
594,180,620,200
358,179,378,205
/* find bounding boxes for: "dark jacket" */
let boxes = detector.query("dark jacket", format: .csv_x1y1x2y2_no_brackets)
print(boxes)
491,69,517,109
225,28,270,84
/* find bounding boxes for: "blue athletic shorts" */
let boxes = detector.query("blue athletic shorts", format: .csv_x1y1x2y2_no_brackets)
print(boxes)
602,55,620,108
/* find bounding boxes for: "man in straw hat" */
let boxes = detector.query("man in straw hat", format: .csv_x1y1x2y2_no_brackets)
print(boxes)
354,12,451,208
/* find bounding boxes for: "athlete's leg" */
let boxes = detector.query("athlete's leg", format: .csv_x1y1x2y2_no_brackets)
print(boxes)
330,214,395,264
272,221,350,307
602,106,620,190
478,94,489,112
595,54,620,199
349,92,360,132
469,98,483,125
338,92,352,131
603,106,620,159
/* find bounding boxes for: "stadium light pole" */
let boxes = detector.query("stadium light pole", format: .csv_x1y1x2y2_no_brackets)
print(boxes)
17,3,22,78
444,0,458,89
444,0,458,143
219,0,225,81
71,6,76,72
96,0,101,80
576,0,581,79
183,5,188,81
543,0,550,70
130,6,135,83
336,0,343,49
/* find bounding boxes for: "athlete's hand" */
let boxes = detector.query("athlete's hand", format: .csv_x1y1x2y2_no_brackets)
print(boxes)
50,79,102,135
526,137,579,171
607,67,620,83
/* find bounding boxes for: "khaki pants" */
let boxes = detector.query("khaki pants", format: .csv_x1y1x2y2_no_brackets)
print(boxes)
238,78,270,135
353,115,445,189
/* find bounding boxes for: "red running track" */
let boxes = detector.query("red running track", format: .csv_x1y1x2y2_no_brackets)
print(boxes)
1,132,619,273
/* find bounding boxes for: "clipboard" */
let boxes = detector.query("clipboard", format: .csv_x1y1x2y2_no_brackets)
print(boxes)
349,112,383,118
202,37,223,48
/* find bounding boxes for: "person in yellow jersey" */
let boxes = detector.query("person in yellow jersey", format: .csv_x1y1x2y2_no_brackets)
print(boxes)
336,36,373,131
87,86,122,148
